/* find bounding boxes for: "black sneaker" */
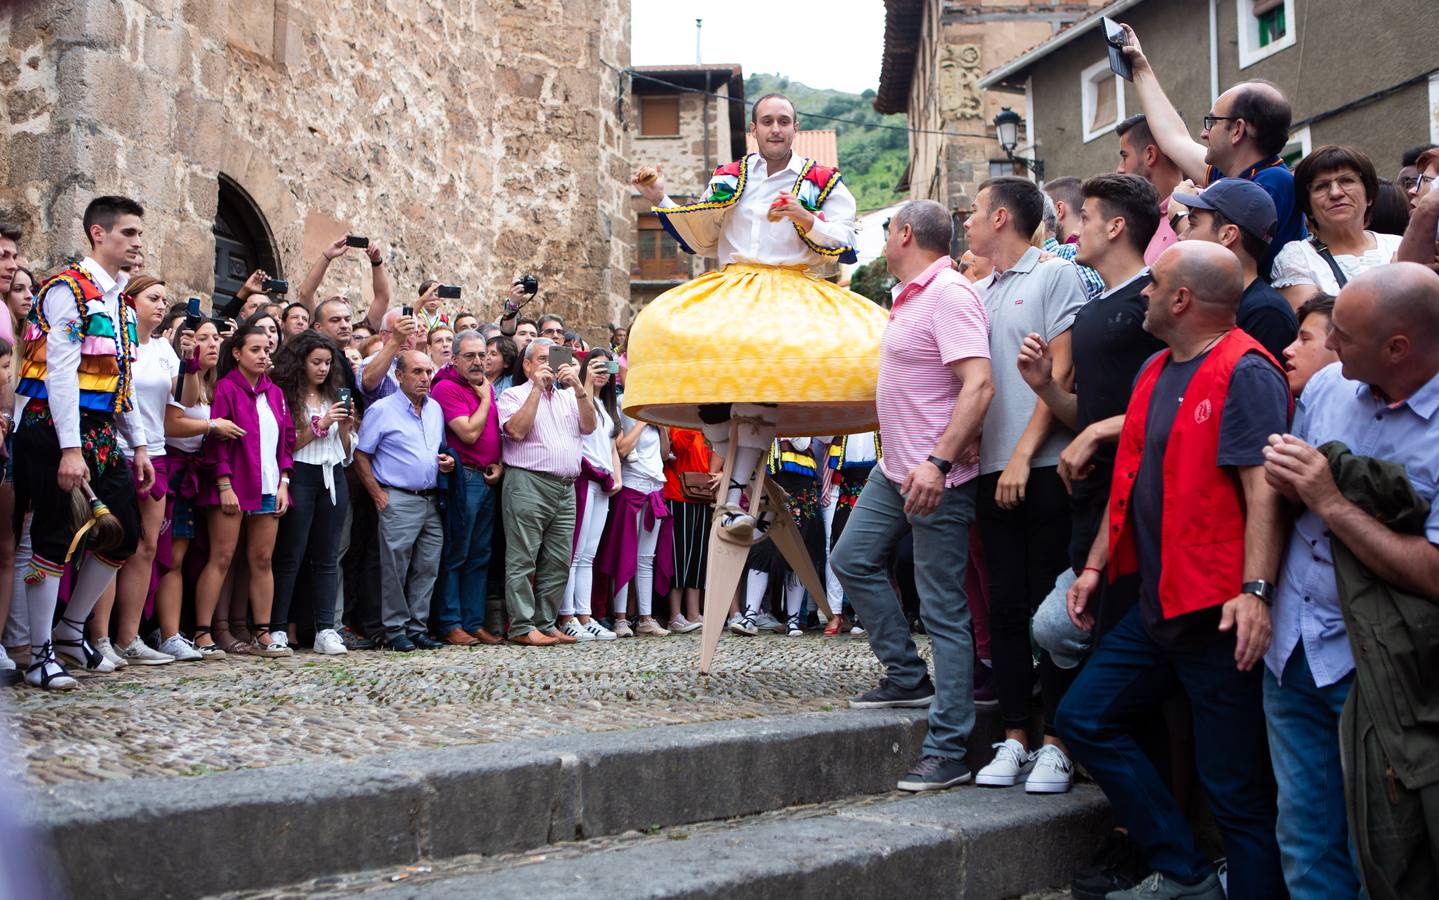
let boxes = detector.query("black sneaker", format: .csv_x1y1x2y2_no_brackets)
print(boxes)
848,675,936,709
896,754,971,792
411,634,444,650
339,626,375,650
1072,829,1147,900
385,635,417,652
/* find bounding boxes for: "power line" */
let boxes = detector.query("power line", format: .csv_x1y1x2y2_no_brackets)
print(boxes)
614,65,998,140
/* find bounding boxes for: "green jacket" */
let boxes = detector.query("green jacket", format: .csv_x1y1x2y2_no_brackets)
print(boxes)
1325,441,1439,789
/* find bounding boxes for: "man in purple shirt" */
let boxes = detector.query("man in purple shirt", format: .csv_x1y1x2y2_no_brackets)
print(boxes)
430,331,504,647
496,339,595,646
354,350,455,652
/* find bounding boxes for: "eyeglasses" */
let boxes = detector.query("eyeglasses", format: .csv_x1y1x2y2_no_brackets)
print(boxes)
1202,115,1238,131
541,327,564,336
882,218,891,235
1416,173,1439,194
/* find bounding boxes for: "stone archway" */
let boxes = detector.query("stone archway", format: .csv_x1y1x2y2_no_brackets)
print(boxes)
213,173,281,316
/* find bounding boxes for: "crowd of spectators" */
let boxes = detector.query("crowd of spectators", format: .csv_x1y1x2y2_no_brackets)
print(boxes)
1,19,1438,900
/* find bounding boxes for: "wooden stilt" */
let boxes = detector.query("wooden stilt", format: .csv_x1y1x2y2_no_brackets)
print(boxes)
760,479,832,620
699,423,746,675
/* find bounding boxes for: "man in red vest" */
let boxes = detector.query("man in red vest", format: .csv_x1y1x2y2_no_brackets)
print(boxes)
1055,241,1290,900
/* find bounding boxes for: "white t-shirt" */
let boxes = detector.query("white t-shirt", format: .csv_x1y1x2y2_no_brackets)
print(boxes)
580,401,615,473
166,399,210,454
257,394,280,495
122,338,180,458
618,412,664,494
1270,231,1402,295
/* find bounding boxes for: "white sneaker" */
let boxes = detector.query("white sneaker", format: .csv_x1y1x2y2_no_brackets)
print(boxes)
94,637,128,669
785,615,803,637
728,613,758,636
563,621,596,642
635,618,670,637
119,637,174,666
975,739,1035,787
158,634,204,662
754,611,786,634
850,623,866,636
0,644,15,672
612,619,634,638
313,629,349,655
269,630,291,651
582,620,617,641
1025,744,1074,794
667,616,702,634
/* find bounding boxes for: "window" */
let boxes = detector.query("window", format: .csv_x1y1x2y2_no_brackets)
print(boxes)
634,216,689,281
1080,59,1125,143
1238,0,1295,69
639,96,680,137
989,159,1022,178
1281,125,1311,170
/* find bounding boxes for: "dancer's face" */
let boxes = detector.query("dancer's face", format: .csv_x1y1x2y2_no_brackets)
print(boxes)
751,97,798,162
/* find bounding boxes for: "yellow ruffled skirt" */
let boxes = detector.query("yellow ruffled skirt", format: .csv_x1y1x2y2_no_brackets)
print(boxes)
623,264,887,435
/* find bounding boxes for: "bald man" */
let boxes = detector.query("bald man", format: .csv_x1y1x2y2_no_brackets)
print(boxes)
1117,24,1305,275
1057,242,1289,900
1262,263,1439,898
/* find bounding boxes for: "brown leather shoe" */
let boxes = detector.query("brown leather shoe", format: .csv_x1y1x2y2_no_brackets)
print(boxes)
510,630,558,647
444,627,478,646
542,628,578,645
468,627,503,645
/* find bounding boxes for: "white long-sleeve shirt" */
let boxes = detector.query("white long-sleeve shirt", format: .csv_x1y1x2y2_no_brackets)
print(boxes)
660,153,857,268
22,257,144,450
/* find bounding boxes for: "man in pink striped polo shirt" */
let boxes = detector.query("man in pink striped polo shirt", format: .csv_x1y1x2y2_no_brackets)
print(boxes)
832,199,995,792
497,338,597,647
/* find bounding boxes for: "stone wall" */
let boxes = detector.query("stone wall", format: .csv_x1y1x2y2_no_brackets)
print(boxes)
0,0,632,338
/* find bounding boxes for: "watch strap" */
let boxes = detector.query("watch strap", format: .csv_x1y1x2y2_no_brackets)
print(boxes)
926,455,952,475
1241,579,1275,604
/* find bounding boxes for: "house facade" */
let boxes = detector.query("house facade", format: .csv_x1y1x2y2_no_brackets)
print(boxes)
979,0,1439,184
875,0,1109,251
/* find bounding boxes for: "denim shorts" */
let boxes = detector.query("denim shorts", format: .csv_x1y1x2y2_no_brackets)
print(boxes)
172,496,196,540
246,493,278,516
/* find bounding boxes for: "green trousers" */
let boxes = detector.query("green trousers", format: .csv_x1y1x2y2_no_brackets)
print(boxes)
501,467,577,637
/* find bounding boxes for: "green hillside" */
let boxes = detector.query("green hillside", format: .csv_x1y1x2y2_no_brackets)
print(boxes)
745,73,908,212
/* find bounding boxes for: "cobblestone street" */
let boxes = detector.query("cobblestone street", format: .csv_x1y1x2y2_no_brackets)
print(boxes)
6,631,908,787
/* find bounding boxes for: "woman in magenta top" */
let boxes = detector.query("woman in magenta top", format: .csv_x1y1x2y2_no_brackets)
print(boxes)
194,325,295,658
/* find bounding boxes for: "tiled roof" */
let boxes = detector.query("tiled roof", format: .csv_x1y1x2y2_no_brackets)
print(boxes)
745,130,840,168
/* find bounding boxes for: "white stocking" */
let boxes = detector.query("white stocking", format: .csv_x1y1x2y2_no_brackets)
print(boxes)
54,555,121,641
744,569,768,617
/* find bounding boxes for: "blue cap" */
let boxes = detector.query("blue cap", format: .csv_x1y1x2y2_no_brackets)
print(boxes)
1173,177,1278,243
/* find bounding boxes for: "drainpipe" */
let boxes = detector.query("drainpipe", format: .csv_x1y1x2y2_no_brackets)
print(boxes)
703,72,713,174
1208,0,1220,102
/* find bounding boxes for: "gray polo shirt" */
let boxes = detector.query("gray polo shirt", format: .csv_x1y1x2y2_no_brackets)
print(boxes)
976,246,1086,475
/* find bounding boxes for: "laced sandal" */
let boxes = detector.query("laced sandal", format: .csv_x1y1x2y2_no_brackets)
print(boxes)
24,641,79,691
251,625,293,658
53,616,115,673
192,625,227,660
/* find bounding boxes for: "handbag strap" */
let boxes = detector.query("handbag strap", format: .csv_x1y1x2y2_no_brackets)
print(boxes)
1307,235,1349,289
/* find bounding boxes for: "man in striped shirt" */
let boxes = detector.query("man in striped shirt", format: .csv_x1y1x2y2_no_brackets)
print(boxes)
497,338,596,646
832,200,995,793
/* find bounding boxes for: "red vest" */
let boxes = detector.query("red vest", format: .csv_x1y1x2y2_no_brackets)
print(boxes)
1107,329,1289,619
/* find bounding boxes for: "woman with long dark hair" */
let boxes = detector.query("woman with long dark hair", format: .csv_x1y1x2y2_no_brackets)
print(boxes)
193,325,295,657
558,348,621,641
270,331,353,654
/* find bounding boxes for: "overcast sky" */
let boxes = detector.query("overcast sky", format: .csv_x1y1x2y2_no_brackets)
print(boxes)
631,0,887,95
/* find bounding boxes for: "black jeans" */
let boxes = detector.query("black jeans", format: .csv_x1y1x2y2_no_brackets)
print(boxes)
341,468,384,639
272,462,349,630
976,465,1074,733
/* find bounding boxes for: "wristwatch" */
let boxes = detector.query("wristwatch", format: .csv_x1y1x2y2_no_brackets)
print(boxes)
925,455,952,475
1241,580,1276,605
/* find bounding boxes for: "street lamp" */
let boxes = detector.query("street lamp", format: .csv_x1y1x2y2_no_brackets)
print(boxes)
993,106,1044,181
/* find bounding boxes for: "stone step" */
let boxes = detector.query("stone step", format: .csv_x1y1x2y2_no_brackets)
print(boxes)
251,784,1107,899
27,705,1078,900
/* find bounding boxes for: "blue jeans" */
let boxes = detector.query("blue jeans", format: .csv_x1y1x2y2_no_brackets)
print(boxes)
832,467,976,761
1264,646,1359,899
432,468,496,634
1055,605,1284,899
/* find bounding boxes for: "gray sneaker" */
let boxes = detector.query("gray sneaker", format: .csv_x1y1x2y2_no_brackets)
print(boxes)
94,637,128,670
158,634,204,662
754,610,786,633
896,754,971,792
1106,871,1226,900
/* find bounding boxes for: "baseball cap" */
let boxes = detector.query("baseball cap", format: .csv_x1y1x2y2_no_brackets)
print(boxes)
1173,177,1278,243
